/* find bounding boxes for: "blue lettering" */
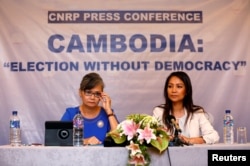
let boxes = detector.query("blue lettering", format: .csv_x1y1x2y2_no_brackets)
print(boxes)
204,61,213,70
9,62,79,72
231,61,239,70
173,61,183,70
185,61,194,70
165,61,172,70
170,35,176,52
10,62,18,72
48,34,65,53
129,34,147,52
223,61,230,70
83,61,97,71
195,61,203,70
141,61,150,70
102,62,110,70
121,61,130,70
213,61,222,70
111,35,127,52
155,61,163,70
27,62,35,71
48,34,200,53
178,34,195,52
67,34,84,52
110,61,119,71
150,35,166,52
87,35,107,52
37,62,44,71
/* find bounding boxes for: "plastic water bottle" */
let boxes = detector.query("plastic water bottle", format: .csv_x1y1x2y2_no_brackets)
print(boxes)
73,112,84,146
223,110,234,144
10,111,21,146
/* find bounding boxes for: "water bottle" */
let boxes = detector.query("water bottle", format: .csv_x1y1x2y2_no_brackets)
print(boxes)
223,110,234,144
10,111,21,146
73,112,84,146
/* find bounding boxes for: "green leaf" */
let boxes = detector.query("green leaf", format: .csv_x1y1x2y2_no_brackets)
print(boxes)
150,130,169,153
107,130,127,144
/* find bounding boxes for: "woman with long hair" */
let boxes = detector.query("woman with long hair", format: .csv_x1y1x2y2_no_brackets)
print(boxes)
153,71,219,144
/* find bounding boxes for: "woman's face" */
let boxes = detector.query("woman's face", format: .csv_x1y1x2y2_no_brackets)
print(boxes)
79,85,103,107
167,76,186,103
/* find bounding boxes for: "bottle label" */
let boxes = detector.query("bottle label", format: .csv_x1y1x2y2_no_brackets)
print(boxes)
224,119,233,127
10,120,20,128
73,119,83,128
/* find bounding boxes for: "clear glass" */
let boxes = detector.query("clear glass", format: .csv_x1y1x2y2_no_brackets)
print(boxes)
237,127,247,144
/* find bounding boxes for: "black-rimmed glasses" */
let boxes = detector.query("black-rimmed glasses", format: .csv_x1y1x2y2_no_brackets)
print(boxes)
84,90,102,98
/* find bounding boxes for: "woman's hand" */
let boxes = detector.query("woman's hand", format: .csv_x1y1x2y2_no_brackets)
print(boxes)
100,92,118,131
178,134,191,144
84,136,101,145
178,135,205,144
100,92,112,114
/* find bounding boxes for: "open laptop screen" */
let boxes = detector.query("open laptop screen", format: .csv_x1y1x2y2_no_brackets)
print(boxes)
44,121,73,146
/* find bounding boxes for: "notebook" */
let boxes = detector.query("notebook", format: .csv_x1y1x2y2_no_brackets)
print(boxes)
44,121,73,146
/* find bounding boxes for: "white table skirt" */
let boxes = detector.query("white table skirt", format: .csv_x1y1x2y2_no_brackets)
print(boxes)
0,145,169,166
0,143,250,166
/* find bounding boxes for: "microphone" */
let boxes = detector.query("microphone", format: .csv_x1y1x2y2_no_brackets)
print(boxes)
167,115,182,133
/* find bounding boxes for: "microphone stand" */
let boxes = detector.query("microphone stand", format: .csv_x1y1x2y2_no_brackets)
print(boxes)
166,115,192,147
169,127,190,147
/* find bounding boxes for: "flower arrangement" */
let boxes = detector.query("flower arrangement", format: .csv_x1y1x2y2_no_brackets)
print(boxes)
107,114,169,166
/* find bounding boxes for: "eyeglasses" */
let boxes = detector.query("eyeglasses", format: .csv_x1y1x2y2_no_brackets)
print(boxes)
84,90,102,98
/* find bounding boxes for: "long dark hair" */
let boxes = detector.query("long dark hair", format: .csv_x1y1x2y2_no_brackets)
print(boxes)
160,71,203,132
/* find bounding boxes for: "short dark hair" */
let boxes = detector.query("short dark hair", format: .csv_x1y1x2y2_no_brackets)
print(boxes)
79,72,105,91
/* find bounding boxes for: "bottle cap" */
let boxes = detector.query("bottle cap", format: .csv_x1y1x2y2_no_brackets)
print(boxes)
225,110,231,113
12,111,18,115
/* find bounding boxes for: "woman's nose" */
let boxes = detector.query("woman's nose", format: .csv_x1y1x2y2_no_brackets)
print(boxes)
171,87,177,92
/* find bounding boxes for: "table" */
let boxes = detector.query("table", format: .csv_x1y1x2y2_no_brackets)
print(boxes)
168,143,250,166
0,144,250,166
0,145,168,166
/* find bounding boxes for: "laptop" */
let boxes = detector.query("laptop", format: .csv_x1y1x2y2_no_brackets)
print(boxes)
44,121,73,146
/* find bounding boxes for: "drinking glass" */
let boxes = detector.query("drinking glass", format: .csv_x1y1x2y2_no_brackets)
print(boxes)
237,127,247,144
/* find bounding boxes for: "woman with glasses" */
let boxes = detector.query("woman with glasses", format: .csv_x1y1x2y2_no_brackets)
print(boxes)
61,72,118,145
153,71,219,145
